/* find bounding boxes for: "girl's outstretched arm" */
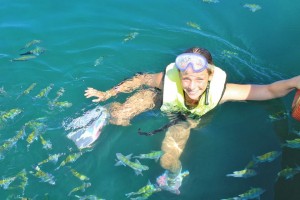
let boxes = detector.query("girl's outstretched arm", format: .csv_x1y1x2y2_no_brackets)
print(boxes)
84,72,164,102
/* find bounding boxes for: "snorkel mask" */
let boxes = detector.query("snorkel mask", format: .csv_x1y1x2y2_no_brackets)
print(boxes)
175,53,208,72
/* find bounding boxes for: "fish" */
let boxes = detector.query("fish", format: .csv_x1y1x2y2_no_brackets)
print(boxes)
0,108,22,122
268,111,289,122
16,169,28,195
25,121,47,148
25,120,47,131
20,46,45,56
226,168,257,178
0,175,17,189
37,153,65,166
68,182,91,196
34,84,54,99
17,83,37,99
49,101,72,110
186,22,201,30
70,169,90,181
125,180,161,199
10,55,37,62
115,153,149,176
39,135,52,150
29,165,55,185
202,0,219,3
291,129,300,137
123,32,139,42
0,86,7,96
220,197,241,200
221,50,238,58
282,138,300,149
0,139,17,160
238,187,265,199
20,39,41,50
26,130,40,149
0,127,26,159
133,150,164,162
94,56,103,67
253,151,281,163
53,87,65,102
0,108,22,129
74,195,106,200
56,152,83,170
277,166,300,180
243,4,262,12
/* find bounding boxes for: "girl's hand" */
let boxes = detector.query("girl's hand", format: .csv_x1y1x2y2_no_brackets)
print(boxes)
84,87,110,102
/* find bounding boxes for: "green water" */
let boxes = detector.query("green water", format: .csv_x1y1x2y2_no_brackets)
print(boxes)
1,0,300,199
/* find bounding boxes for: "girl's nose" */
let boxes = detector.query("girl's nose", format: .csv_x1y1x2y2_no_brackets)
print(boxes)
188,81,196,90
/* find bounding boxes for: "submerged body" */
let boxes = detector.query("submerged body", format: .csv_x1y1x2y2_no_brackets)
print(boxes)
83,47,300,195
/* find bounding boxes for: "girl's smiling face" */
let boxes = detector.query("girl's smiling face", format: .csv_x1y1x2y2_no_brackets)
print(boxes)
179,67,212,101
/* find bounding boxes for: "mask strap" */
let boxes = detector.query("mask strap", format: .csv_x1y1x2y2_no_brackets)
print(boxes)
205,81,210,105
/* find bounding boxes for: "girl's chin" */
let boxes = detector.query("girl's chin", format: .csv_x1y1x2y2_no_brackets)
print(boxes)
187,93,200,100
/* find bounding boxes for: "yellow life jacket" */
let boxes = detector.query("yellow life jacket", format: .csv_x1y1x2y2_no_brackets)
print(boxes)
160,63,226,117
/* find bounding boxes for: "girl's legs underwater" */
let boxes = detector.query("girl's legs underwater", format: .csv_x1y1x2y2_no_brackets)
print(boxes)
108,88,162,126
157,119,198,194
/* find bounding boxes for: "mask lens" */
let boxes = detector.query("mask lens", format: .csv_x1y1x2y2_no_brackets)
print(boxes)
175,53,208,72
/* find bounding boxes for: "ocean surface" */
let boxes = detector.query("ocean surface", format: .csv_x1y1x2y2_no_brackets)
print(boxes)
1,0,300,199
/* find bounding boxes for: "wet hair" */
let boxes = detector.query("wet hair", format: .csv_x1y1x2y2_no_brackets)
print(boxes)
184,47,213,64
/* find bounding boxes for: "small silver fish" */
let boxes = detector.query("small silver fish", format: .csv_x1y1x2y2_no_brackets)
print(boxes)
70,168,90,181
238,187,265,199
0,176,17,189
226,168,257,178
38,153,65,166
17,83,37,100
20,39,41,50
53,87,65,102
29,165,55,185
125,180,161,199
115,153,149,176
202,0,219,3
34,84,54,99
134,151,164,162
268,111,289,122
221,50,238,58
16,169,28,195
39,135,52,150
243,4,262,12
186,22,201,30
49,101,72,109
0,127,26,159
291,129,300,137
68,182,91,196
123,32,139,42
20,46,45,56
277,166,300,180
254,151,281,163
94,56,103,67
56,152,83,170
282,138,300,149
10,55,37,62
0,108,22,122
0,86,7,96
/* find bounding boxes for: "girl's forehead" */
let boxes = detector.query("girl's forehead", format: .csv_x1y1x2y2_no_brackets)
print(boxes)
180,68,209,77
